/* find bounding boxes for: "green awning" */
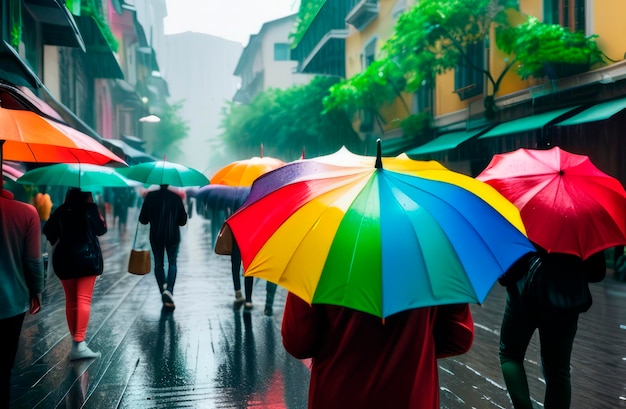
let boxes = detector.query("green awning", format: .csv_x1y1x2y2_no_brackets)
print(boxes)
556,97,626,126
381,136,419,156
406,127,488,155
479,107,578,139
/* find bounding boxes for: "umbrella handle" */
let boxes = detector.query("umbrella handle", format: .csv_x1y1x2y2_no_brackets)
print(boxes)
1,140,4,191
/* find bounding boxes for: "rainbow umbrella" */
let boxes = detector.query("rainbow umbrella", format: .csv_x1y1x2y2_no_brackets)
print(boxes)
217,141,535,318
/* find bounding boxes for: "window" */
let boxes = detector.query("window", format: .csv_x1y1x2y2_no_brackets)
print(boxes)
414,80,433,115
274,43,290,61
545,0,585,32
361,38,376,71
454,41,484,101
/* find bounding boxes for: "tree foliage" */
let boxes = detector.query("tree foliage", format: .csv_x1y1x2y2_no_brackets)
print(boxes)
219,76,363,161
151,100,189,160
323,59,407,117
384,0,515,91
325,0,606,122
496,16,605,79
291,0,326,47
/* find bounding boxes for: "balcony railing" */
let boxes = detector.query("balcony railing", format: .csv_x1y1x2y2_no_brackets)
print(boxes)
291,0,353,77
233,69,264,104
346,0,379,31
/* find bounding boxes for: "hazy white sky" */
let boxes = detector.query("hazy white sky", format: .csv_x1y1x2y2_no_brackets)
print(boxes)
164,0,300,45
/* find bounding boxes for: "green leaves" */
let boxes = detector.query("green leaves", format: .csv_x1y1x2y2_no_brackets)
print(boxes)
291,0,326,48
323,59,406,116
151,100,189,160
322,0,607,122
384,0,505,82
219,77,362,160
496,16,605,79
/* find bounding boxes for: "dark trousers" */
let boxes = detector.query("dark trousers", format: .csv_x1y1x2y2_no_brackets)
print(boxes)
231,244,277,306
151,241,180,294
0,313,26,408
499,288,579,409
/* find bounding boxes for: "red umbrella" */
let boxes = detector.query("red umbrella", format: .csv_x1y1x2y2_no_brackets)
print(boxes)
477,146,626,259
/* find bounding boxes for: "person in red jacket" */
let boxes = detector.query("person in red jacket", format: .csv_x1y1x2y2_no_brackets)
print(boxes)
281,292,474,409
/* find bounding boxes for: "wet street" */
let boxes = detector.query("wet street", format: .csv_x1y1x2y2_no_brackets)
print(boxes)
10,206,626,408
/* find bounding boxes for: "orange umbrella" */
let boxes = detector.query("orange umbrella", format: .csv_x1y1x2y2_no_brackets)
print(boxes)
1,106,125,165
0,106,125,189
210,156,285,187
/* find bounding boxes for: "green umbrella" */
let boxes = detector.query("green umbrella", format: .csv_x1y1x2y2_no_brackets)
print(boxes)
17,163,139,189
116,160,209,187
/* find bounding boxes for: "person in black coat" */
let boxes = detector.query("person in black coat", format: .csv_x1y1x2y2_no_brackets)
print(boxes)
498,244,606,408
138,185,188,309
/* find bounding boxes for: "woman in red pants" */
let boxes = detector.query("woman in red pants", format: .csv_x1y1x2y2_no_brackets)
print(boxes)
44,188,107,360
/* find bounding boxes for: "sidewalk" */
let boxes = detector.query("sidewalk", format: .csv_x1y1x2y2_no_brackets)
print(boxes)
11,208,310,408
10,207,626,408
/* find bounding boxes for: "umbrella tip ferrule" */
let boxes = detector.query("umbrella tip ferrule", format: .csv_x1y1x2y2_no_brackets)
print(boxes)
558,169,565,176
375,139,382,169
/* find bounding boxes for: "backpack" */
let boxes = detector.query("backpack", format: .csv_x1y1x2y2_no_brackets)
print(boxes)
52,208,103,279
517,255,592,314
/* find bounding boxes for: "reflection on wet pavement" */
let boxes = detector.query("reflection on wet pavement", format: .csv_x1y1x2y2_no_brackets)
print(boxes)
10,206,626,408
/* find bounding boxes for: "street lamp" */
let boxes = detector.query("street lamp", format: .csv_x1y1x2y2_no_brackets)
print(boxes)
138,114,161,123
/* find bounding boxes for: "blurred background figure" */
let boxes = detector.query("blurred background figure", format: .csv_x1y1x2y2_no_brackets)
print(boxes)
112,187,135,238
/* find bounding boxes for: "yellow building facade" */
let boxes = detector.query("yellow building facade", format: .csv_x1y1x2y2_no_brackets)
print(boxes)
337,0,626,181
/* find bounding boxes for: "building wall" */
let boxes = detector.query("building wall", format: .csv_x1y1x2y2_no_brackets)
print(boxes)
593,1,626,63
344,0,411,136
360,0,626,128
236,15,314,103
43,46,61,97
260,16,312,90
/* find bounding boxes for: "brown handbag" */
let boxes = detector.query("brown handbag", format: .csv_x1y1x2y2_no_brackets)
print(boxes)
214,223,234,255
128,222,151,275
128,249,151,275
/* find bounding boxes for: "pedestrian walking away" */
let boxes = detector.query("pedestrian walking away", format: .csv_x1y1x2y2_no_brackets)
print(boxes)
498,244,606,408
138,184,188,309
205,185,277,315
43,188,106,361
231,238,277,315
0,188,45,407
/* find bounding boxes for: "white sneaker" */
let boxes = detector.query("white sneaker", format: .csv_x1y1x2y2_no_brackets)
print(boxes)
69,341,101,361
